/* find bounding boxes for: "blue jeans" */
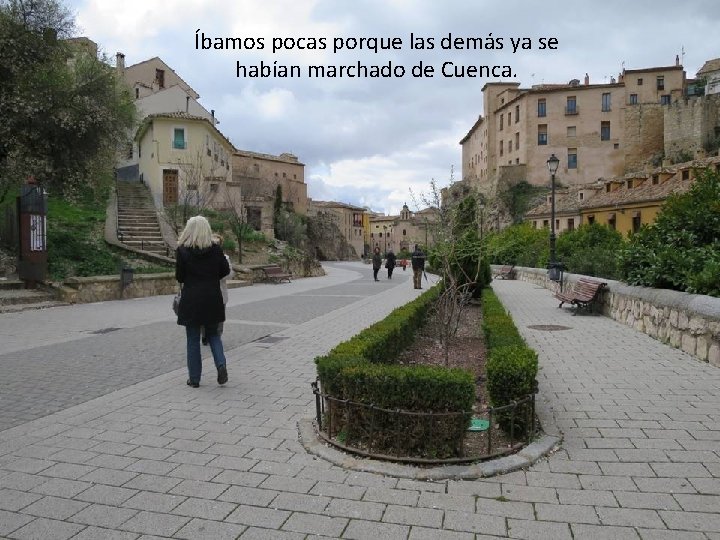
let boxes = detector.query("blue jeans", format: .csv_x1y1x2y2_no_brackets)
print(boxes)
186,324,227,383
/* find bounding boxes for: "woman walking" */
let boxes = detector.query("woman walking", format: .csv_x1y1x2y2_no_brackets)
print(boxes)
371,246,382,281
176,216,230,387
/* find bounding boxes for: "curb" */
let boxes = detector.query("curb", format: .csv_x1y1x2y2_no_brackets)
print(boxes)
297,418,561,480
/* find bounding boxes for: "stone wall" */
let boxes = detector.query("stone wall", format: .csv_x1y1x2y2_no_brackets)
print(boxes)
493,265,720,368
57,272,178,304
664,95,720,160
623,103,665,173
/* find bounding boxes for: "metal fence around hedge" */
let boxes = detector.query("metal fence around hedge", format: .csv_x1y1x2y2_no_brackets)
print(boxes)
311,381,537,465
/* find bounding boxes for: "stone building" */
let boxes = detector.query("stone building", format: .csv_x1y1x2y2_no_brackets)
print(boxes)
368,204,438,255
307,200,366,258
461,61,686,194
231,150,307,239
698,58,720,96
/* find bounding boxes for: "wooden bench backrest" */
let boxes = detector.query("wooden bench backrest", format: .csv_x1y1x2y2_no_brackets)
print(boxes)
573,278,606,301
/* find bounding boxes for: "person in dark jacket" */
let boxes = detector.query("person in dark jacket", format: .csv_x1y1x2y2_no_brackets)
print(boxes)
371,246,382,281
385,249,396,279
411,244,425,289
176,216,230,387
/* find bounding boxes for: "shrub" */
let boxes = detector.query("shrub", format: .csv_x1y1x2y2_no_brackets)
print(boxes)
556,222,625,280
484,223,548,268
486,346,538,435
619,168,720,296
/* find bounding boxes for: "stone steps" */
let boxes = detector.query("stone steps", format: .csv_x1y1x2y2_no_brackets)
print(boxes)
116,182,168,255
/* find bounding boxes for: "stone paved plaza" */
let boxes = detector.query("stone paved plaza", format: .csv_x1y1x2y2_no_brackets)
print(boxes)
0,263,719,539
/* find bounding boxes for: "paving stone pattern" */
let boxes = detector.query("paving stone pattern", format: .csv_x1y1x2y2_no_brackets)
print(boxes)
0,267,718,538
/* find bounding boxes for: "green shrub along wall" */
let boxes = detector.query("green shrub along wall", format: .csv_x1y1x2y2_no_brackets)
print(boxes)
315,285,476,459
482,288,539,436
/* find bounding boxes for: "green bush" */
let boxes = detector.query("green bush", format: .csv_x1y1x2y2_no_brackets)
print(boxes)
482,288,538,437
485,223,548,268
315,284,475,458
556,223,625,280
619,168,720,296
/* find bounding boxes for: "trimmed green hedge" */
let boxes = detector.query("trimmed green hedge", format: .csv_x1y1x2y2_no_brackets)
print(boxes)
482,288,538,436
315,285,475,458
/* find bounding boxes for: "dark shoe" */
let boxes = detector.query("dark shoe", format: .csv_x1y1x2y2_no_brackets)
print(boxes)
217,365,228,385
186,379,199,388
201,337,208,346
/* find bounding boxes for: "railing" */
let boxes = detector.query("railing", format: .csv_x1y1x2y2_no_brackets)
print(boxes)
311,381,537,465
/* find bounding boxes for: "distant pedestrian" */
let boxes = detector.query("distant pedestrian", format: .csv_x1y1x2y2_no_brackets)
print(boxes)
371,246,382,281
175,216,230,388
385,249,396,279
411,244,425,289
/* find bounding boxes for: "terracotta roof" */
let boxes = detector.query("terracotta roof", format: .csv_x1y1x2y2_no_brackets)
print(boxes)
311,200,365,211
623,65,683,74
525,184,600,217
698,58,720,75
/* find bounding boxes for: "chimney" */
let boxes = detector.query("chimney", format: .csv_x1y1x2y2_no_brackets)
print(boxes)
676,54,680,66
116,52,125,75
185,95,189,113
584,73,589,85
211,109,215,124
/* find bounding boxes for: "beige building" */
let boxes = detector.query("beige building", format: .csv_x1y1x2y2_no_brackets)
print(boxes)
461,62,686,193
369,204,438,255
307,201,366,257
135,113,236,211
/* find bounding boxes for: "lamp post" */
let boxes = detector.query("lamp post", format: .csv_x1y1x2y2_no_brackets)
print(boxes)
546,153,562,282
478,203,485,242
383,225,387,255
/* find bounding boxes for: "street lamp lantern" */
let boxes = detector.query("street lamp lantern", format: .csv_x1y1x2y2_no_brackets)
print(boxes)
546,154,563,282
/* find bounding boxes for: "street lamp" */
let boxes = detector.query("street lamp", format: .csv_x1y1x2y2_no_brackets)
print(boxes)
382,225,387,255
546,153,562,282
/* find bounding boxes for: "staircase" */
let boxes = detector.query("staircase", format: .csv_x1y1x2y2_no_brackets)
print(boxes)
0,279,68,313
116,181,169,256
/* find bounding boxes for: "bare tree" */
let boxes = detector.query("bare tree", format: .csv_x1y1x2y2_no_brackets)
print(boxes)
412,170,482,365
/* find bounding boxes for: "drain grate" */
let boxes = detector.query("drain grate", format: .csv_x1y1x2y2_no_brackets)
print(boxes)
255,336,289,344
91,327,122,334
527,324,571,331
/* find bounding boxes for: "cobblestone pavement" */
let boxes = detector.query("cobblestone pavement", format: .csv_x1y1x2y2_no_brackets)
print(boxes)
1,272,719,539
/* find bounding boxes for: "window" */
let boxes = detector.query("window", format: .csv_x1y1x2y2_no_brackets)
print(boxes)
542,219,549,228
515,105,520,122
652,174,659,185
657,76,664,90
508,112,511,124
601,92,611,111
632,212,642,233
627,179,633,188
210,183,218,192
637,78,643,86
499,114,504,130
126,142,133,160
155,69,165,89
566,96,577,114
608,214,616,230
538,124,548,145
508,140,512,152
682,169,690,180
135,88,139,99
601,121,611,141
568,148,577,169
567,126,576,137
379,232,382,238
283,172,286,178
403,229,406,236
660,94,671,105
587,215,595,225
499,141,504,156
515,132,519,151
172,128,186,149
629,93,638,104
537,99,546,117
567,218,575,231
579,192,584,201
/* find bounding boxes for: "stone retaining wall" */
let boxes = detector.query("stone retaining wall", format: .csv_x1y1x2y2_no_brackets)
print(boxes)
493,266,720,368
58,272,177,304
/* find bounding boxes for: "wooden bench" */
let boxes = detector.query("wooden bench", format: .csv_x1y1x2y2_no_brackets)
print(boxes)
556,277,606,315
262,265,292,284
493,265,516,280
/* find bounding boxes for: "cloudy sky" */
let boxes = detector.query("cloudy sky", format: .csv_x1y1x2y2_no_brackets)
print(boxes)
65,0,719,215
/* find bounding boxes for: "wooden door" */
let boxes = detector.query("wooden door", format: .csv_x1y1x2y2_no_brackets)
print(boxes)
163,169,178,205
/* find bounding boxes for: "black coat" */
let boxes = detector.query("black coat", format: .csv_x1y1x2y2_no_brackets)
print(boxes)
386,251,396,268
175,244,230,327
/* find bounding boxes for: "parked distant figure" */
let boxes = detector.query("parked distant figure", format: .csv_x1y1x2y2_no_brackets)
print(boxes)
371,246,382,281
202,233,234,345
176,216,230,388
385,249,396,279
411,244,425,289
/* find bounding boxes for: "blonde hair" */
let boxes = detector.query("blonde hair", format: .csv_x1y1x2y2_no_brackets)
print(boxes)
211,233,224,246
177,216,213,249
